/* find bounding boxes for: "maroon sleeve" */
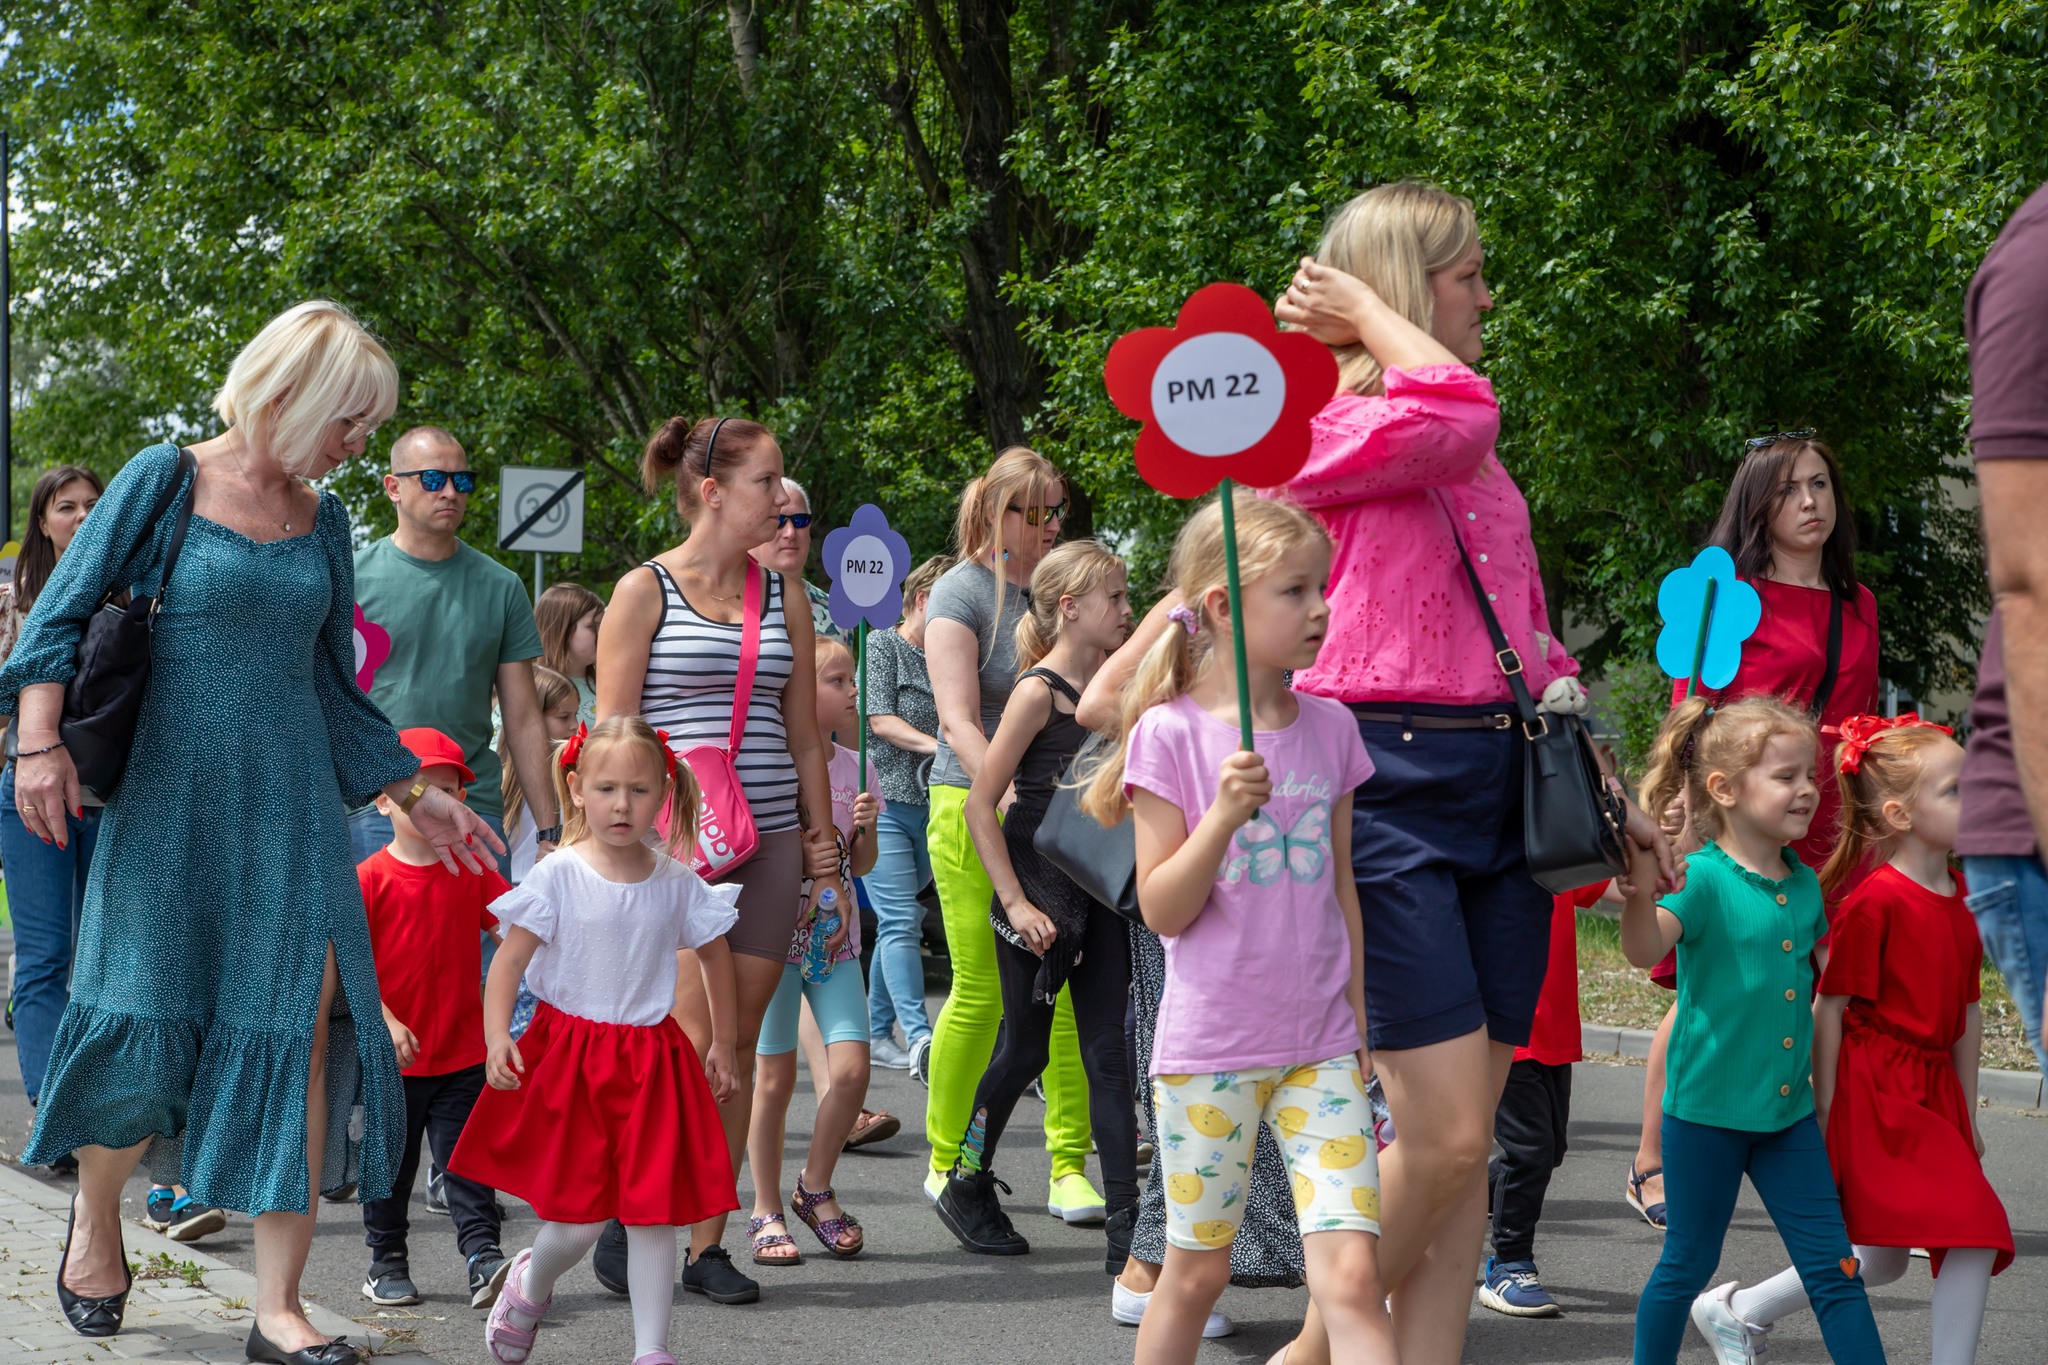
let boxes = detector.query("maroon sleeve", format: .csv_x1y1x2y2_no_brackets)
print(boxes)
480,868,514,931
1969,183,2048,461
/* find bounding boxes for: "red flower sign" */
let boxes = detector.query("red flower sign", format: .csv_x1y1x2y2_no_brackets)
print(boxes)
1103,282,1339,498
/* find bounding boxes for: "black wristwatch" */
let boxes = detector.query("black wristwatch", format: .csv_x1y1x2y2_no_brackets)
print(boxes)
535,824,563,844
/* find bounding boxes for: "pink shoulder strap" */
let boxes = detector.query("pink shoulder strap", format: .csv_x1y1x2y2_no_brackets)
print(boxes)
729,565,764,755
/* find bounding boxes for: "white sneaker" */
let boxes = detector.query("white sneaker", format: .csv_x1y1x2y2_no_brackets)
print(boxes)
908,1034,933,1086
870,1036,912,1070
1690,1282,1766,1365
1110,1278,1235,1339
923,1166,947,1204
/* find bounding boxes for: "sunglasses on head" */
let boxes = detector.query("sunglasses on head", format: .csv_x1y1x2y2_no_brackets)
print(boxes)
1745,427,1817,452
393,469,477,494
777,513,813,530
1007,500,1067,527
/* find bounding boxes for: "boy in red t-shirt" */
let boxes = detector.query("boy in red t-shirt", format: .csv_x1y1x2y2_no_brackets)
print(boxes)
1480,880,1614,1318
358,728,514,1312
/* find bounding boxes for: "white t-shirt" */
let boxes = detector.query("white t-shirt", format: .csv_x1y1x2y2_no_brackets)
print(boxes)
491,845,740,1027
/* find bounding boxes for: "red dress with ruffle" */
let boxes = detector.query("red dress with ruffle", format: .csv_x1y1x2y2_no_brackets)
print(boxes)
1818,864,2012,1274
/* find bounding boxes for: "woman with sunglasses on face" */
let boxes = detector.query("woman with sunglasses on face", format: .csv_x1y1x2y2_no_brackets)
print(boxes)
1623,432,1879,1270
2,301,502,1365
920,446,1109,1228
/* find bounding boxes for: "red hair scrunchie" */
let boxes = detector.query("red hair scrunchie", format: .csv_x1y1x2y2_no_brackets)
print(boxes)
1823,712,1953,775
653,729,679,782
559,721,588,771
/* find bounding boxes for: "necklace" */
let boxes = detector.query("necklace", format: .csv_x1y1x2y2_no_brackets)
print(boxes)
229,439,302,533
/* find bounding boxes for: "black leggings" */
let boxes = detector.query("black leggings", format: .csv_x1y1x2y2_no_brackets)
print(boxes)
964,909,1139,1208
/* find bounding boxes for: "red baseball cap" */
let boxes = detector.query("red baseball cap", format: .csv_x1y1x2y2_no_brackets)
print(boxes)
397,727,475,785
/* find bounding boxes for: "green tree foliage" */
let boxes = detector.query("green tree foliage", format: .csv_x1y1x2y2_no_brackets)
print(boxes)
5,1,2043,699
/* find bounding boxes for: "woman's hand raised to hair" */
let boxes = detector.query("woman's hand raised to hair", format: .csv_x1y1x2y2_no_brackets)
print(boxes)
12,741,81,849
1275,258,1373,347
406,784,508,875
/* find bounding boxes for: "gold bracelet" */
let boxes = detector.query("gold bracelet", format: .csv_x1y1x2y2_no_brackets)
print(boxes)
396,776,430,814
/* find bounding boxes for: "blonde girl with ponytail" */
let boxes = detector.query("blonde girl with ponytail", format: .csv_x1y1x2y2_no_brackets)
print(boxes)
933,541,1138,1259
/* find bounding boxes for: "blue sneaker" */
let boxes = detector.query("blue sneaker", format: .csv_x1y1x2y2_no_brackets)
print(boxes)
142,1187,227,1243
1479,1257,1561,1317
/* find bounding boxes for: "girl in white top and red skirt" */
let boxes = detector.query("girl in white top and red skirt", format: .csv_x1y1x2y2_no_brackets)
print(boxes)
451,717,743,1365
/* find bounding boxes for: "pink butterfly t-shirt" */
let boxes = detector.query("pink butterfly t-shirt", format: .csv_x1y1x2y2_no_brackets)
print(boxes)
1125,692,1374,1075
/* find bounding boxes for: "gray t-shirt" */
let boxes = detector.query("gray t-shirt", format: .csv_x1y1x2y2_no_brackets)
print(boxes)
861,627,938,807
926,560,1031,790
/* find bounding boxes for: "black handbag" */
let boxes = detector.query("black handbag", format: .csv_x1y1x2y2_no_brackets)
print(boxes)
57,448,197,801
1033,747,1142,925
1438,494,1628,895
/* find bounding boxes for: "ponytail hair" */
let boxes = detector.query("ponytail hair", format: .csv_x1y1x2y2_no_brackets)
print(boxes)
1014,540,1126,673
641,416,775,518
504,665,580,832
1818,720,1960,896
1079,490,1329,825
552,715,701,861
1639,695,1817,843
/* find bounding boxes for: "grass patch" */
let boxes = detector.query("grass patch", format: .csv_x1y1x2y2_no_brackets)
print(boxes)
1576,912,2038,1073
129,1251,206,1288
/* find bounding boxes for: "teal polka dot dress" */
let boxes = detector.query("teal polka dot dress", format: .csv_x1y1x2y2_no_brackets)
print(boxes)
0,444,418,1215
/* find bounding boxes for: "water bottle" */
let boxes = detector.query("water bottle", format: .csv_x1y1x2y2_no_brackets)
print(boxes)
801,887,841,983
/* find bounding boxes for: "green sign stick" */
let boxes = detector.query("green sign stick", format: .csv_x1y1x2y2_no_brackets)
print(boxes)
1218,479,1255,752
1686,576,1719,700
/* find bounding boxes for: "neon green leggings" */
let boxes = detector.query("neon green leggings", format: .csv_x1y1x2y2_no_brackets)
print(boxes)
923,784,1092,1179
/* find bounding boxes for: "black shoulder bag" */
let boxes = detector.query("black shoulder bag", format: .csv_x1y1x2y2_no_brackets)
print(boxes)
57,448,198,800
1438,494,1628,895
1034,739,1142,925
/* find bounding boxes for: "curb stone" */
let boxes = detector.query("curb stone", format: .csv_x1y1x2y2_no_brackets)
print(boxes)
1580,1022,2045,1110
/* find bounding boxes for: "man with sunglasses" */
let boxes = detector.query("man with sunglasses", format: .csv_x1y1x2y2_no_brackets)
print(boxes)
348,426,561,870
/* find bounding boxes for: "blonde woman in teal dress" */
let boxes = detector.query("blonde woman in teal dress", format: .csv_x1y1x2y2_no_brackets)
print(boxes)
2,302,504,1365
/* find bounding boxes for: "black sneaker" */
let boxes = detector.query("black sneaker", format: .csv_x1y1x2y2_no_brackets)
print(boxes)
1104,1204,1137,1276
681,1245,760,1304
467,1247,512,1309
592,1219,629,1296
936,1167,1030,1256
143,1188,228,1243
426,1168,448,1214
361,1261,421,1307
321,1183,358,1204
47,1152,79,1178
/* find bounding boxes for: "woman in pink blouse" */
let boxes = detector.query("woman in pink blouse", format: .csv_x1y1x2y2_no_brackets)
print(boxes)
1271,183,1669,1365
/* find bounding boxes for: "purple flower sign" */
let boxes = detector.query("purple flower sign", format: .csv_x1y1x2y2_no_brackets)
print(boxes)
822,504,911,631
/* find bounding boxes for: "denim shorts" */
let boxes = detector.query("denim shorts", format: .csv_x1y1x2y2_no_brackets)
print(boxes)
1963,854,2048,1077
1349,706,1552,1052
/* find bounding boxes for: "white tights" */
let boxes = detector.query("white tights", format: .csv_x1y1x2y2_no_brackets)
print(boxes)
1730,1245,1997,1365
507,1220,679,1360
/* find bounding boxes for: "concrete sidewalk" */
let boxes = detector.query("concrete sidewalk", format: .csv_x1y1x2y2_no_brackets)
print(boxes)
0,1158,421,1363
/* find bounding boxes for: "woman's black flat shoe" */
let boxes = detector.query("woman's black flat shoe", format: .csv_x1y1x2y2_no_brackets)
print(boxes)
56,1196,131,1337
245,1323,361,1365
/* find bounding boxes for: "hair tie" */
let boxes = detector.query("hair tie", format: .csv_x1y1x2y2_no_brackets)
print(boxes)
1166,604,1200,635
1823,713,1953,775
703,417,730,476
559,721,588,771
654,729,679,782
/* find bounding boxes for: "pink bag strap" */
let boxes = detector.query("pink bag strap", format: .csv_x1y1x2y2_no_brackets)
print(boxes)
729,564,764,755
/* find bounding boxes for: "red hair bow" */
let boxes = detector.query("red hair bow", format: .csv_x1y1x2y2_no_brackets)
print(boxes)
654,729,678,782
559,722,588,770
1823,713,1952,775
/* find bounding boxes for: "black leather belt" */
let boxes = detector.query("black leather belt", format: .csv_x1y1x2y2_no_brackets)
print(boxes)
1348,709,1515,731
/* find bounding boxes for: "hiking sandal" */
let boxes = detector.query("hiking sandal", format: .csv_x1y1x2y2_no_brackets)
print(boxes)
791,1173,864,1259
746,1213,803,1266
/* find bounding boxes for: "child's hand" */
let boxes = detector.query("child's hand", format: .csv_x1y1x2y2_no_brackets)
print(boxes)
802,827,839,879
1213,751,1272,827
486,1037,526,1090
1615,837,1665,900
704,1040,739,1104
1002,898,1057,955
385,1017,420,1071
852,793,879,837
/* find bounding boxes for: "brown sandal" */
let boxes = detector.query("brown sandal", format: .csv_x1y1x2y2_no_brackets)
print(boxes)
791,1174,863,1258
842,1108,901,1151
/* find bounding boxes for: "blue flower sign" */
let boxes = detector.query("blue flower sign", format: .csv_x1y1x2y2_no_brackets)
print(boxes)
823,504,911,632
1655,546,1763,694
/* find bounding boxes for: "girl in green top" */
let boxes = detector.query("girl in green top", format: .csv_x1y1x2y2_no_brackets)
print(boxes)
1618,696,1885,1365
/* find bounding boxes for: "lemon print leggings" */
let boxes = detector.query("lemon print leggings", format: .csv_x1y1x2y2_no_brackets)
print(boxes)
1153,1057,1380,1252
924,784,1092,1179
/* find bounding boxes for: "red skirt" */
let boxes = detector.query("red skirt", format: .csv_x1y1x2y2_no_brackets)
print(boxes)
1826,1014,2013,1275
449,1002,737,1226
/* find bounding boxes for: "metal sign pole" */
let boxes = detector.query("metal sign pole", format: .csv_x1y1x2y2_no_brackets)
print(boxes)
534,552,543,604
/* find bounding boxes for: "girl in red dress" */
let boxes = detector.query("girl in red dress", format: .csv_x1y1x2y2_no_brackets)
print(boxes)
450,718,743,1365
1693,716,2013,1365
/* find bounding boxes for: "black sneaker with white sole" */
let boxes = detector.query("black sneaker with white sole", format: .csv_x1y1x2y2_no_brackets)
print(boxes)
681,1246,761,1304
936,1167,1030,1256
467,1248,512,1309
143,1188,228,1243
362,1261,422,1307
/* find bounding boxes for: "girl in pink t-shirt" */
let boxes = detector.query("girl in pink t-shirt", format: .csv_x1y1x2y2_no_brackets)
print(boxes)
1082,492,1392,1365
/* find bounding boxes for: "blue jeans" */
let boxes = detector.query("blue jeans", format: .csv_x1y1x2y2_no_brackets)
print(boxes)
1634,1114,1884,1365
1,763,102,1103
1963,854,2048,1077
866,800,932,1044
348,804,507,980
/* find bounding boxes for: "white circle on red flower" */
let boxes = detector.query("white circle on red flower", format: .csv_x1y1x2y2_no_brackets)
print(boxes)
840,534,895,609
1149,332,1287,457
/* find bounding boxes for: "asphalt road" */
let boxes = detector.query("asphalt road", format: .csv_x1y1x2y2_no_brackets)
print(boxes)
3,972,2045,1362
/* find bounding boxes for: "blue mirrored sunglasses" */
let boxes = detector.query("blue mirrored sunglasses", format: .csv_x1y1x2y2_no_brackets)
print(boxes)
394,469,477,494
777,513,813,529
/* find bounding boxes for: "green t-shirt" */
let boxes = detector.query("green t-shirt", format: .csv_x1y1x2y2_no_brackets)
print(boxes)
1660,839,1829,1133
353,538,543,824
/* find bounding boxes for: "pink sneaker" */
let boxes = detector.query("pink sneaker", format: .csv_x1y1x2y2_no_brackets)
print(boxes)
485,1248,549,1365
632,1354,677,1365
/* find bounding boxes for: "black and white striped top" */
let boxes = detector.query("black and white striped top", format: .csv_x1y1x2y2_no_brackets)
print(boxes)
636,561,800,834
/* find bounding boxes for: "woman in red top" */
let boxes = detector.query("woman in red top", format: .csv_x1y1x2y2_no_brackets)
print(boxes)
1627,433,1880,1230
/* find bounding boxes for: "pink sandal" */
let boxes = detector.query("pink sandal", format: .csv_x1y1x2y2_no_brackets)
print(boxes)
485,1248,548,1365
632,1355,677,1365
791,1172,864,1259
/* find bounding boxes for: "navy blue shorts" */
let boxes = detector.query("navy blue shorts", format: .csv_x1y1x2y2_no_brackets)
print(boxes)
1348,705,1553,1052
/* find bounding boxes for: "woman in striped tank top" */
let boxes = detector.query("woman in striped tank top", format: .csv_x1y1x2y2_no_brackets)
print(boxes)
594,414,845,1307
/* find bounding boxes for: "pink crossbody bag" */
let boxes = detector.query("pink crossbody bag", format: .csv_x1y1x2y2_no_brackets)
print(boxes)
669,563,764,877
